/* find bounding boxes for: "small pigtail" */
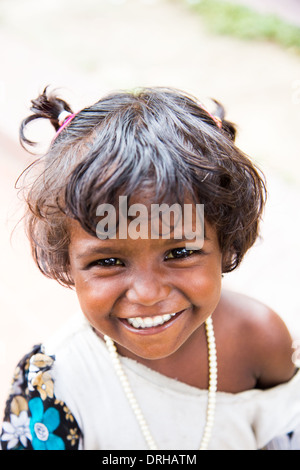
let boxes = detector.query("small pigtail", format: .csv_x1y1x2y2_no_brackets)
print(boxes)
212,100,237,142
20,86,73,148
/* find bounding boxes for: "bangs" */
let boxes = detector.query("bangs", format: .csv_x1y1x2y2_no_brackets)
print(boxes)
64,107,201,237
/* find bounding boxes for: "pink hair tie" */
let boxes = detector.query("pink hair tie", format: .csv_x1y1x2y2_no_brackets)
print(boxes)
210,114,222,129
200,105,222,129
54,111,77,140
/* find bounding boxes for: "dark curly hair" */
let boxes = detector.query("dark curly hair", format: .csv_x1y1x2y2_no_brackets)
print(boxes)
18,86,266,286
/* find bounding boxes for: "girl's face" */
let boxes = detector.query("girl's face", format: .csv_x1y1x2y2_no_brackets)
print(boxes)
68,204,223,361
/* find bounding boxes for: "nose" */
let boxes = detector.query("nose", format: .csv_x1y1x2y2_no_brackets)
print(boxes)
126,270,171,306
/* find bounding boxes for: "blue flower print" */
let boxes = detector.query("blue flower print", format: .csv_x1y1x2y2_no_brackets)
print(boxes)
29,397,65,450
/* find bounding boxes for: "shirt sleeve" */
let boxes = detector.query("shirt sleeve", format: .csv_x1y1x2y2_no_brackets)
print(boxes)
254,370,300,450
0,345,82,450
264,428,300,450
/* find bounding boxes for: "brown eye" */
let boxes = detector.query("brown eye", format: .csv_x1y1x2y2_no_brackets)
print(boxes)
165,248,201,260
91,258,123,267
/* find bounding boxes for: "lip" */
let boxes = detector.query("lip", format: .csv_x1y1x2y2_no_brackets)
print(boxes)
118,308,188,335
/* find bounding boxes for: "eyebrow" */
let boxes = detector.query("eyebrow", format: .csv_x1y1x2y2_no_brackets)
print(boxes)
161,234,209,244
76,245,120,260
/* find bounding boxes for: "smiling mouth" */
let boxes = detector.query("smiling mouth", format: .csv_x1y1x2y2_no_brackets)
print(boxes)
122,310,184,330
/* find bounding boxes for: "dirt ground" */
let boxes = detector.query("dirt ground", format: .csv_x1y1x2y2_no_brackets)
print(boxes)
0,0,300,419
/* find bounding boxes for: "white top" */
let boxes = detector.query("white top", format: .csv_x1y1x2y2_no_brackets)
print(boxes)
43,313,300,450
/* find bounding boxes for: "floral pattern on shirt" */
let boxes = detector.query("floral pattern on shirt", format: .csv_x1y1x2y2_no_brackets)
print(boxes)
0,345,81,450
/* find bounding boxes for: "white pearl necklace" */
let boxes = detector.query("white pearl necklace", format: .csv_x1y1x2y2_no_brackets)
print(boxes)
104,316,217,450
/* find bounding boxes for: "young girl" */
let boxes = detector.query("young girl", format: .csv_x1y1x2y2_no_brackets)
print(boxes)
1,87,299,450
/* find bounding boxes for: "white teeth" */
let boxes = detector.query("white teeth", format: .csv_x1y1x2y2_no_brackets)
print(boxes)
127,312,177,329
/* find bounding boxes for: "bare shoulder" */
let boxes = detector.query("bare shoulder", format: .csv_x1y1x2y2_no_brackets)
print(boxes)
216,289,297,389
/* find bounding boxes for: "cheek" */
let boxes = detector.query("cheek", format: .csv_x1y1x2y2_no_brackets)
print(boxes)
186,262,222,309
74,276,117,319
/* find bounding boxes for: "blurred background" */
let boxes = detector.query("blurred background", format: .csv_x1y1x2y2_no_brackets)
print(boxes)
0,0,300,418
